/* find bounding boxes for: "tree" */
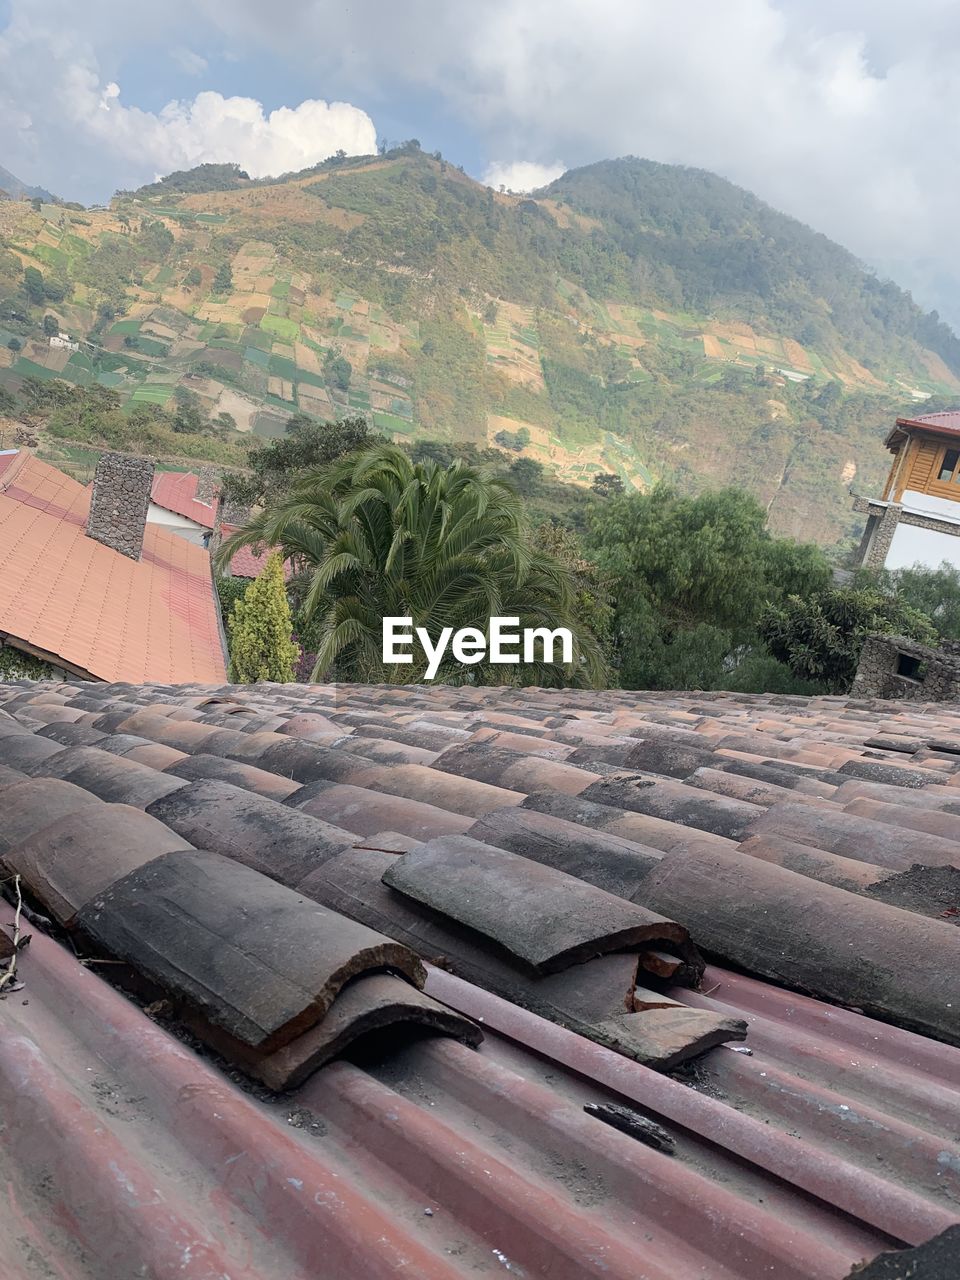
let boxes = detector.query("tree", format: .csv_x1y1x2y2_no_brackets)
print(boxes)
218,443,607,686
23,266,44,305
184,266,202,287
226,554,298,683
0,386,16,415
534,521,615,671
213,262,233,293
220,415,371,507
509,455,543,495
329,355,352,390
589,485,830,690
172,385,203,434
758,586,937,694
591,472,624,498
868,563,960,641
284,412,315,435
42,313,59,336
7,338,21,352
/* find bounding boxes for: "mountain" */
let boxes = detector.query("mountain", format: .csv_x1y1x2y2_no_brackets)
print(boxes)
0,163,56,203
1,145,957,547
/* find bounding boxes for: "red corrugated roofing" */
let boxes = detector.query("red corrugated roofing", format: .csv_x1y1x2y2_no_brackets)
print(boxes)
0,455,226,683
895,409,960,437
150,470,216,528
1,915,940,1280
1,680,959,1277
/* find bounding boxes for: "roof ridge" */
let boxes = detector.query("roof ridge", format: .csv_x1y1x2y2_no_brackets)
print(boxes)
0,447,29,492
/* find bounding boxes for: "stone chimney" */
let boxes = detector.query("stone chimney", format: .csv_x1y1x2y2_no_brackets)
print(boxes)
218,493,250,529
86,451,155,560
195,465,219,507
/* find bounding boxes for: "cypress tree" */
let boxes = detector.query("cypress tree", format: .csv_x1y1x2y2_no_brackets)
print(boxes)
227,554,298,682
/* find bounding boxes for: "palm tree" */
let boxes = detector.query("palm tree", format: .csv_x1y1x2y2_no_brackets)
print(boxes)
217,444,608,685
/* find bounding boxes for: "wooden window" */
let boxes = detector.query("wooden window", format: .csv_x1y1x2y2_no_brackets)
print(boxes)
936,447,960,484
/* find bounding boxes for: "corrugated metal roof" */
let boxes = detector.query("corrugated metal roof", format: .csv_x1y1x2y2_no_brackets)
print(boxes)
1,679,959,1277
896,410,960,437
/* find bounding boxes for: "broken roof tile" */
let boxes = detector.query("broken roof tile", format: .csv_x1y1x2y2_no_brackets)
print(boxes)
2,676,960,1278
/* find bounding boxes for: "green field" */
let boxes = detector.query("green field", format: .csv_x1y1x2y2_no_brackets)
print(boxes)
260,315,299,341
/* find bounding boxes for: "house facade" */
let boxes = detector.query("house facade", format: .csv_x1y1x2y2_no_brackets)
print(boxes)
853,410,960,572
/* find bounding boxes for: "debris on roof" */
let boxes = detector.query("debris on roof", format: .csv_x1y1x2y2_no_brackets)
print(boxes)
1,677,959,1277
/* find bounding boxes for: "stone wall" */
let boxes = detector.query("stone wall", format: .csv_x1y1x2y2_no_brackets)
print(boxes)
195,465,219,506
86,452,155,560
851,633,960,701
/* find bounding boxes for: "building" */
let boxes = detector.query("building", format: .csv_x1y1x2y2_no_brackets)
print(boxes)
0,449,227,682
48,333,79,352
0,679,958,1276
148,466,284,579
853,409,960,571
147,467,220,547
851,632,960,700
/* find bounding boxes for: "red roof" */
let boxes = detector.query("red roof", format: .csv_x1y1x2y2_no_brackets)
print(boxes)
222,524,294,580
894,410,960,438
150,470,217,528
0,453,226,683
151,472,291,580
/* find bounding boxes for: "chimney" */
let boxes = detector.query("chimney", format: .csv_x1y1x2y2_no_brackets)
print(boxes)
218,493,250,529
195,465,218,507
86,451,155,560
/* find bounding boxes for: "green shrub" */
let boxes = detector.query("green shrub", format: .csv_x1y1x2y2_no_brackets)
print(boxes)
215,575,249,628
759,586,938,694
226,554,298,682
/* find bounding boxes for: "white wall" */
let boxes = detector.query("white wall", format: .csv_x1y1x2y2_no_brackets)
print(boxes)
900,489,960,524
146,502,208,547
885,522,960,572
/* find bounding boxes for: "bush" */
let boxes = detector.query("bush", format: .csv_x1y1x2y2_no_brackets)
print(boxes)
226,555,298,682
759,586,938,694
215,574,249,628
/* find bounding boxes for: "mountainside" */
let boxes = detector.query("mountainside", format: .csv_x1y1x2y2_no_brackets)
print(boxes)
1,147,957,547
0,163,56,203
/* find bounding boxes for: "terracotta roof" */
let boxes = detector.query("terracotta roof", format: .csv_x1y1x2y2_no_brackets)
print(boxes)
0,454,226,683
220,526,286,579
0,679,958,1277
150,469,217,528
149,470,291,580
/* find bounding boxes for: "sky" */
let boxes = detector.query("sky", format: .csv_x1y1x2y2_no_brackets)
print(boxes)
2,0,959,326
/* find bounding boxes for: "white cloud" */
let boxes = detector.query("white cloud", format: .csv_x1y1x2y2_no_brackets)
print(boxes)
66,75,378,180
482,160,565,193
4,0,960,324
171,47,208,76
